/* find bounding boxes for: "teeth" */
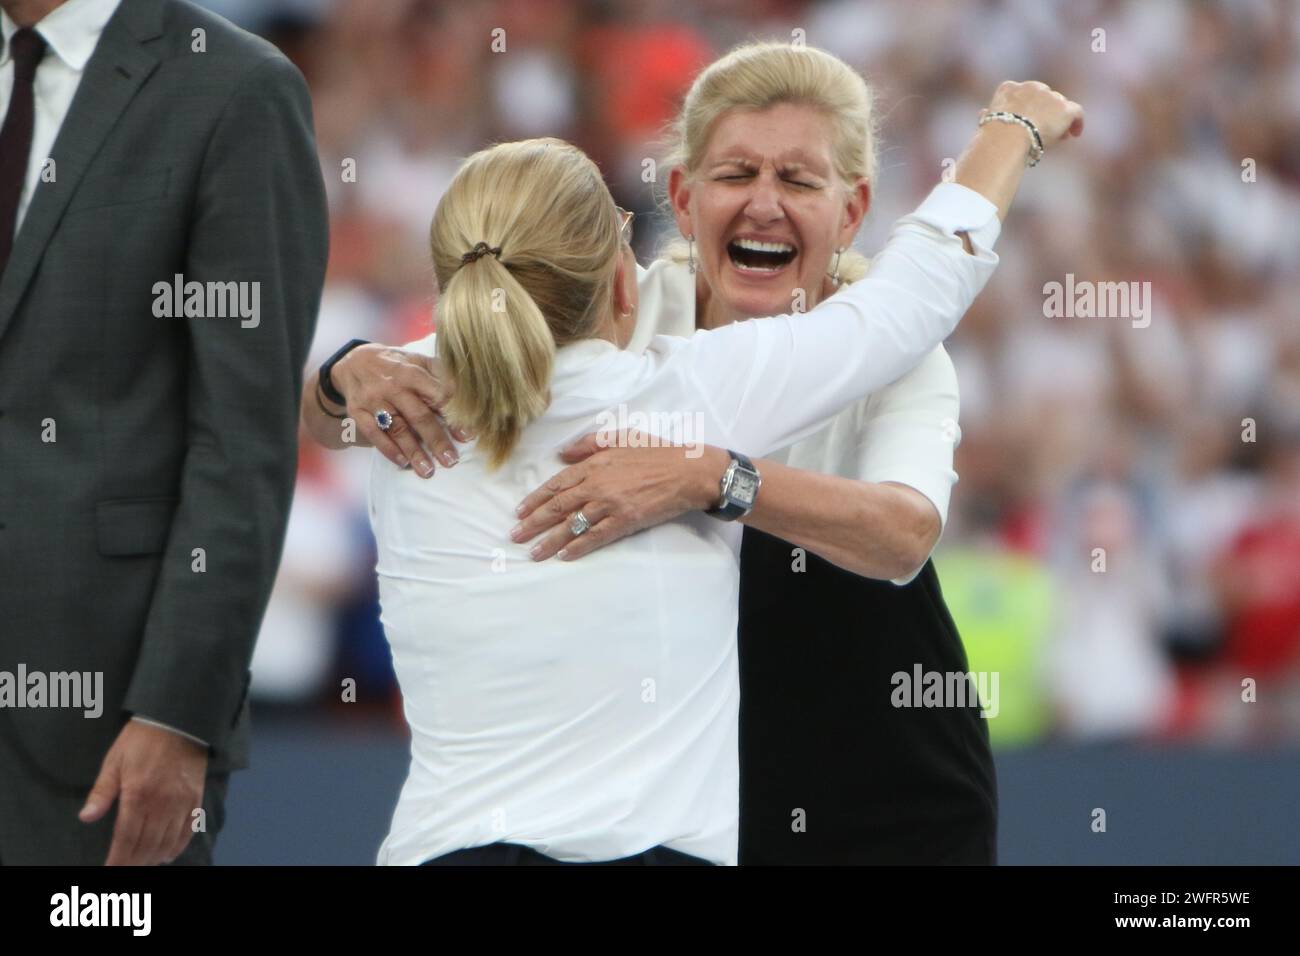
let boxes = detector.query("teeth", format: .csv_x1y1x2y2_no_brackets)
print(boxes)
733,238,795,254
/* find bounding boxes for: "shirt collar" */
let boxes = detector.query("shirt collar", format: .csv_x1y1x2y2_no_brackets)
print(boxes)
2,0,123,72
545,337,631,420
552,337,621,377
634,257,698,342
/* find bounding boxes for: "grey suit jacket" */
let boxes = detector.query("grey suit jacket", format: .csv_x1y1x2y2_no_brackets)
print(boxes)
0,0,328,786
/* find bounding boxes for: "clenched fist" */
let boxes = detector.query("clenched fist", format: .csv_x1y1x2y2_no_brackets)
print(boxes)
987,79,1085,147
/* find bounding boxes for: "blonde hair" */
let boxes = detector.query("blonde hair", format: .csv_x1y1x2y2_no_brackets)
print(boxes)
431,138,621,468
660,41,879,286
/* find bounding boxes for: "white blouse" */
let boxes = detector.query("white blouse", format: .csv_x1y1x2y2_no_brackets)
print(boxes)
633,262,962,586
369,182,1001,866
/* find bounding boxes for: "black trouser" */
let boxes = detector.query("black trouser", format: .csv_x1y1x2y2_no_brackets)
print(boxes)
421,842,714,866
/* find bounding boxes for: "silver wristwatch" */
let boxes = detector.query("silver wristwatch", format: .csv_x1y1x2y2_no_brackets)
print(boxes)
705,450,761,521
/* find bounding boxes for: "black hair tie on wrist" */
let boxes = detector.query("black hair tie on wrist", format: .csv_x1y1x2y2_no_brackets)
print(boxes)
315,380,347,420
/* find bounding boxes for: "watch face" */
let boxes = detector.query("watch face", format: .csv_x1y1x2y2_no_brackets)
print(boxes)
729,469,759,505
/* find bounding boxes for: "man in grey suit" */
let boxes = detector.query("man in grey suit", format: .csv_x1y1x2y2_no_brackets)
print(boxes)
0,0,328,864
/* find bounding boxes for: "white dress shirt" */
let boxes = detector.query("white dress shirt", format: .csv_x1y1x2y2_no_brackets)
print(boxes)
3,0,205,749
369,182,1000,866
0,0,122,236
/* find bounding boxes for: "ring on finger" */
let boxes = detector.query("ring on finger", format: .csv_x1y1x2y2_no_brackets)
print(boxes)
375,408,396,432
569,510,591,537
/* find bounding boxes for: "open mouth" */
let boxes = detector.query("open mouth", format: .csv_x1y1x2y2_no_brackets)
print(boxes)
727,237,797,274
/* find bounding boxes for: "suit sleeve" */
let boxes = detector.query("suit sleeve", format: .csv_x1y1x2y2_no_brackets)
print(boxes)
122,54,329,750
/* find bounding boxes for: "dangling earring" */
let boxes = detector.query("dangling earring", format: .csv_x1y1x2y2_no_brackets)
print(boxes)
831,247,844,286
687,234,697,275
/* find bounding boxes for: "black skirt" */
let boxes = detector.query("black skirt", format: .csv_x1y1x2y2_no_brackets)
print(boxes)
737,527,998,865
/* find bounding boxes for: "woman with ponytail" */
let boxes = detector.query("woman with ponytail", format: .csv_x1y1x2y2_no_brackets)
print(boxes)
310,52,1083,866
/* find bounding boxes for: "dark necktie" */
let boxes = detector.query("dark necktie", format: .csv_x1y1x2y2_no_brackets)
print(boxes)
0,27,47,277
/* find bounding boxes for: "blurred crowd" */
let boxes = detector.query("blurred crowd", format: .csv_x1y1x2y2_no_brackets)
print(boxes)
198,0,1300,748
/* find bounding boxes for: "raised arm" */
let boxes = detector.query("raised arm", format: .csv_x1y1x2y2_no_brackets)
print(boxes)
685,82,1082,457
956,80,1084,222
513,81,1083,563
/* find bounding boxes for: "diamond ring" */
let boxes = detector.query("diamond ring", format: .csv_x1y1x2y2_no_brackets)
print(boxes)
569,511,591,536
375,409,394,431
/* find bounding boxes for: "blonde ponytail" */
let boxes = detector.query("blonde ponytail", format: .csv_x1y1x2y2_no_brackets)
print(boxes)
437,251,555,468
430,138,622,468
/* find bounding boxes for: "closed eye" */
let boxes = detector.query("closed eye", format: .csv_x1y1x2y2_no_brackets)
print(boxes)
717,173,819,189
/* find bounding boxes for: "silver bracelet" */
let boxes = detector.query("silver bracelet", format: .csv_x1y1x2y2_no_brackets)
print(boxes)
978,109,1045,167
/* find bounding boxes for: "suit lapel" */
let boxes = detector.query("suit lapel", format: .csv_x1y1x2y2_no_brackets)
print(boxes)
0,0,164,346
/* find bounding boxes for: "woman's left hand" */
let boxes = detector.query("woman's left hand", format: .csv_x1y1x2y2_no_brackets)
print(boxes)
511,433,728,561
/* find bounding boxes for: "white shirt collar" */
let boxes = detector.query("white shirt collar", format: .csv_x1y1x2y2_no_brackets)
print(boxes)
2,0,123,72
551,336,621,380
627,257,698,352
